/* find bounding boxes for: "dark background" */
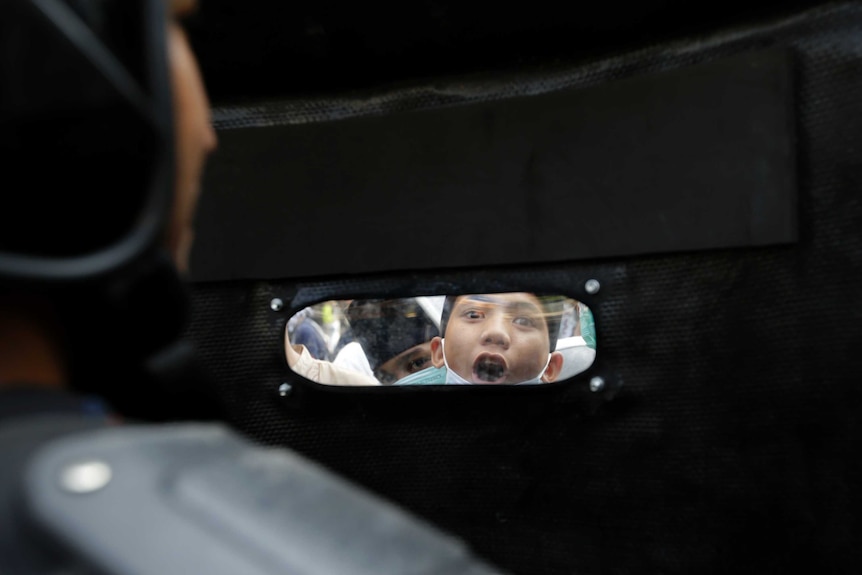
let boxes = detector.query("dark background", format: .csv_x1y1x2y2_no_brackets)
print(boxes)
187,0,827,104
190,47,798,282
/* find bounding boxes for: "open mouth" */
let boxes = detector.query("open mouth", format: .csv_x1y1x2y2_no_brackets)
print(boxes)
472,353,509,384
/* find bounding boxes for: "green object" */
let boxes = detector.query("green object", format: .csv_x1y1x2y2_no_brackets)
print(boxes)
321,302,334,325
581,307,597,350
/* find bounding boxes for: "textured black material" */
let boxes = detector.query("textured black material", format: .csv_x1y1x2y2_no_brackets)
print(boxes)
186,0,826,103
191,47,796,282
185,4,862,574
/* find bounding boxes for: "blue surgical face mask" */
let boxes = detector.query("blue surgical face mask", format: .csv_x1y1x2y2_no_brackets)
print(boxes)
516,352,552,385
393,365,447,385
441,339,472,385
441,339,551,385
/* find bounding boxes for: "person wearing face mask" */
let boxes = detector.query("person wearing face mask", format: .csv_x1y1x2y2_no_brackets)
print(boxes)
396,293,565,385
284,297,440,386
340,298,440,385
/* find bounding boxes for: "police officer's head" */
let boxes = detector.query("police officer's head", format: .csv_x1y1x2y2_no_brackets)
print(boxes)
0,0,217,415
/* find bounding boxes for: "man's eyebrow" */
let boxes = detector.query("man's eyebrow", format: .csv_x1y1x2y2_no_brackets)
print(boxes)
460,295,501,305
504,300,543,316
401,349,426,363
458,295,542,315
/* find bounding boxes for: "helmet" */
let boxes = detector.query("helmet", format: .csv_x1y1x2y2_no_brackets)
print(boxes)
1,0,173,280
0,0,200,418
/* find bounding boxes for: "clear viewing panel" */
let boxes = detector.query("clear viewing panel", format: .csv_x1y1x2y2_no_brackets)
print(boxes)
284,293,596,387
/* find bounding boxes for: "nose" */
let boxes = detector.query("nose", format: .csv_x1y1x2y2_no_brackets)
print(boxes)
480,314,510,349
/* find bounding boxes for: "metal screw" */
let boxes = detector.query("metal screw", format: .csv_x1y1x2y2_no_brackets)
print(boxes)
278,383,292,397
270,298,284,312
585,279,601,295
589,376,605,392
59,461,112,494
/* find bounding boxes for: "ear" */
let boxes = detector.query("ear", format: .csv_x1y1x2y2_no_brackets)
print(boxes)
541,351,565,382
430,336,445,368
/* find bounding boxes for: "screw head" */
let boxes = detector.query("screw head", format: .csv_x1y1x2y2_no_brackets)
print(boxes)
589,376,605,392
278,383,292,397
270,298,284,312
59,461,112,494
585,279,601,295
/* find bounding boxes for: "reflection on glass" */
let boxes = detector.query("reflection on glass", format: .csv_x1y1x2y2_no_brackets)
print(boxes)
284,293,596,386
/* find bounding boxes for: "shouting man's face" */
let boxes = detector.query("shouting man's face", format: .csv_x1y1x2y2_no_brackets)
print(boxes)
431,293,563,384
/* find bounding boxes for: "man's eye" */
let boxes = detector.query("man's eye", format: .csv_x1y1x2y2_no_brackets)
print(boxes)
512,316,536,327
463,309,484,319
407,357,430,373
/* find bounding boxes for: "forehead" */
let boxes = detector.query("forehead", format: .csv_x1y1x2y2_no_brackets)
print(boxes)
454,292,544,312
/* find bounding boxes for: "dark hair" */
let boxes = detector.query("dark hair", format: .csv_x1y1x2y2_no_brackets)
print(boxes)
346,299,439,372
439,294,563,352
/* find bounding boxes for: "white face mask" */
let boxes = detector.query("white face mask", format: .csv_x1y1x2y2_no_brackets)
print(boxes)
441,339,551,385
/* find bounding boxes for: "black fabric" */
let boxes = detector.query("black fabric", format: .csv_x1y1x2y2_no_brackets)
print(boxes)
184,3,862,574
190,46,797,281
186,0,828,103
0,387,111,421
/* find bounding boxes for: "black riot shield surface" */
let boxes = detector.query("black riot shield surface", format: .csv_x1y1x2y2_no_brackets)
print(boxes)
184,2,862,573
